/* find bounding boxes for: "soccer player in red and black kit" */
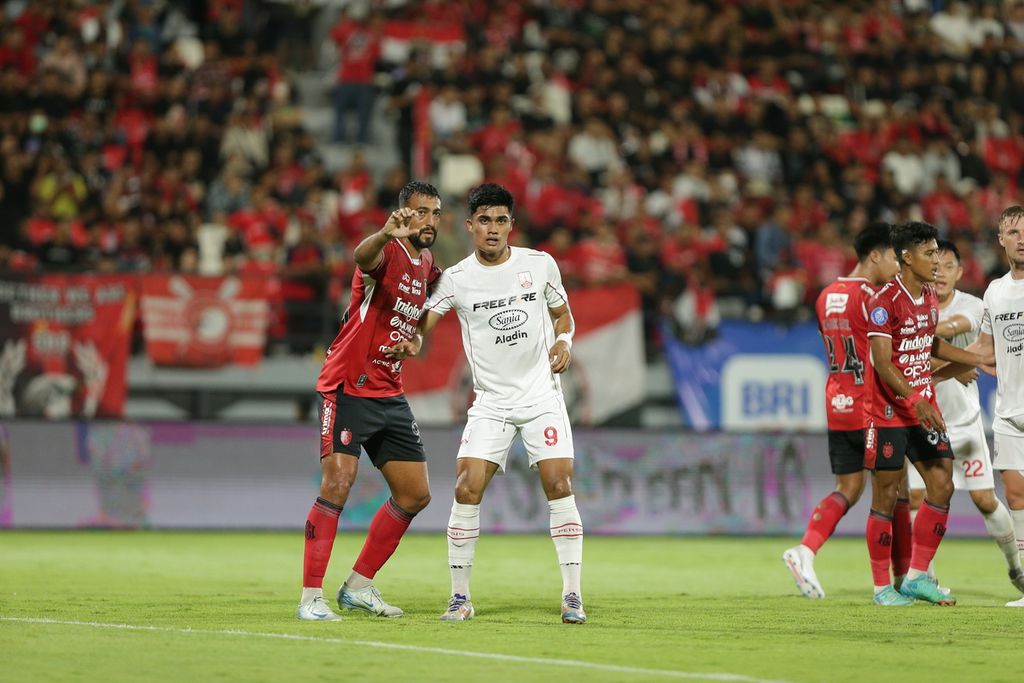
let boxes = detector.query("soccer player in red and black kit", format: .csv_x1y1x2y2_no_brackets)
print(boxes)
784,222,900,599
864,221,993,606
297,181,442,621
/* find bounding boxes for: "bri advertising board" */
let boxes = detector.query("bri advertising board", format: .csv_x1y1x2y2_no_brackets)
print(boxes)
663,320,998,432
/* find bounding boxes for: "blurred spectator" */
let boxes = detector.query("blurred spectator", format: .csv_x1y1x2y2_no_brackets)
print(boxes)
330,10,381,145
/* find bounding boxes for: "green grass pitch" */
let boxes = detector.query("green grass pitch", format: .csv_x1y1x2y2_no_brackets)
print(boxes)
1,532,1020,683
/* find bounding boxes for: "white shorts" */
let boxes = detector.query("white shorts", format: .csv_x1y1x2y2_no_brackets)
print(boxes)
908,418,994,491
993,417,1024,471
457,395,574,473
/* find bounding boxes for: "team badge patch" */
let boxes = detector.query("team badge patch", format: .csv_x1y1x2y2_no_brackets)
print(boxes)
517,271,533,288
883,442,894,458
870,307,889,325
340,428,353,446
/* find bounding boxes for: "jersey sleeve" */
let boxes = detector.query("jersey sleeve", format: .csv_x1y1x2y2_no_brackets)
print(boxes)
866,294,895,338
543,252,570,309
962,295,986,332
981,286,994,336
425,268,455,316
363,239,394,281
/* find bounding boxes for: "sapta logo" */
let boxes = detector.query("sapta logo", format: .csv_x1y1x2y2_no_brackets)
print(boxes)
1003,323,1024,343
824,293,849,316
830,393,854,412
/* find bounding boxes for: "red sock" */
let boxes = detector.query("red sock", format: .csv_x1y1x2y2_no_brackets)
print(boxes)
866,509,894,587
352,498,415,579
800,491,850,553
891,498,912,578
910,499,949,572
303,497,342,588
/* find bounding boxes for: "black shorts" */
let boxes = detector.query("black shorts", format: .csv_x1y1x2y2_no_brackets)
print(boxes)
318,389,425,468
866,424,954,471
827,429,866,475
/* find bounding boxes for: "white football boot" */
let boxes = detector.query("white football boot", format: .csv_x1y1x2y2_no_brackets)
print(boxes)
783,545,825,599
439,593,475,621
296,594,342,621
337,583,404,617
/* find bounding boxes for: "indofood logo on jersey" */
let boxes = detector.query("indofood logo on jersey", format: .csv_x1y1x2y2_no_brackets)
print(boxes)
896,334,933,352
722,354,827,430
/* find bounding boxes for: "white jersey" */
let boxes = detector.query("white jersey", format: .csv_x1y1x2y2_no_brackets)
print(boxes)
981,272,1024,436
935,290,984,427
426,247,570,408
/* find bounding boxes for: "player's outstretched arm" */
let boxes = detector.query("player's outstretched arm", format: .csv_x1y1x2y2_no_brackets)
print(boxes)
965,332,997,376
384,309,443,360
548,304,574,374
934,314,972,339
931,337,995,369
870,335,945,431
353,207,418,272
931,359,978,385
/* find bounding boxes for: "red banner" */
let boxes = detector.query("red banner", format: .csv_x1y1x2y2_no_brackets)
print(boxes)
0,275,135,418
140,274,273,368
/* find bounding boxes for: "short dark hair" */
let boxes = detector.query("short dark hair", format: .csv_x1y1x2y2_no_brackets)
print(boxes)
936,238,960,262
892,221,939,262
854,221,893,261
468,183,514,215
398,181,440,208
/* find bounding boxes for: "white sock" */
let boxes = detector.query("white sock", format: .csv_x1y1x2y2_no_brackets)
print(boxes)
447,502,480,598
300,587,323,603
1011,508,1024,554
549,495,583,597
983,501,1022,571
344,571,372,590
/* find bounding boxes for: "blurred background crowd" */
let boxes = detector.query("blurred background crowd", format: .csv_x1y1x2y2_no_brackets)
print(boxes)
1,0,1022,355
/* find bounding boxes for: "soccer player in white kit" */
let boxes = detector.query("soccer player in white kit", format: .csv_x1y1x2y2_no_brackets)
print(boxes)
385,183,585,623
907,240,1024,596
970,206,1024,607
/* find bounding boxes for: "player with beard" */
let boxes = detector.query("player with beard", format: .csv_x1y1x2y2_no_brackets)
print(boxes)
968,205,1024,607
297,181,442,621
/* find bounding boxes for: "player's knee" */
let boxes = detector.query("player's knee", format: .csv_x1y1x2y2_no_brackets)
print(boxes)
544,478,573,500
970,489,998,514
454,481,484,505
397,489,431,514
908,488,924,510
320,471,357,504
927,479,954,505
1004,487,1024,510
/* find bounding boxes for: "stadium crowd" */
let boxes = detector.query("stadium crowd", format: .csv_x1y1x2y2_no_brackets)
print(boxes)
1,0,1023,352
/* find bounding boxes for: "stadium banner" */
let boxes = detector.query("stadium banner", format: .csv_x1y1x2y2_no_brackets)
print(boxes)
403,284,646,426
0,421,993,537
139,274,273,368
663,320,998,432
0,275,135,418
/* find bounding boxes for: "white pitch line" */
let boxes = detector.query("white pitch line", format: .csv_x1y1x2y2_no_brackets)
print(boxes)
1,616,792,683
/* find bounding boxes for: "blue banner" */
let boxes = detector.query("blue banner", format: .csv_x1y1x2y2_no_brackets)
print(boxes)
662,320,997,432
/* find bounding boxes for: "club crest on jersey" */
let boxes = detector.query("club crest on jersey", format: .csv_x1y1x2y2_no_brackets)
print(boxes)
517,271,533,288
884,404,894,419
883,442,894,458
930,308,938,325
340,428,353,446
870,307,888,325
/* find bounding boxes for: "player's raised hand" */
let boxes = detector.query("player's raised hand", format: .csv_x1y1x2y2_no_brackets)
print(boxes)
549,340,571,374
914,399,945,432
384,335,422,360
382,208,418,240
